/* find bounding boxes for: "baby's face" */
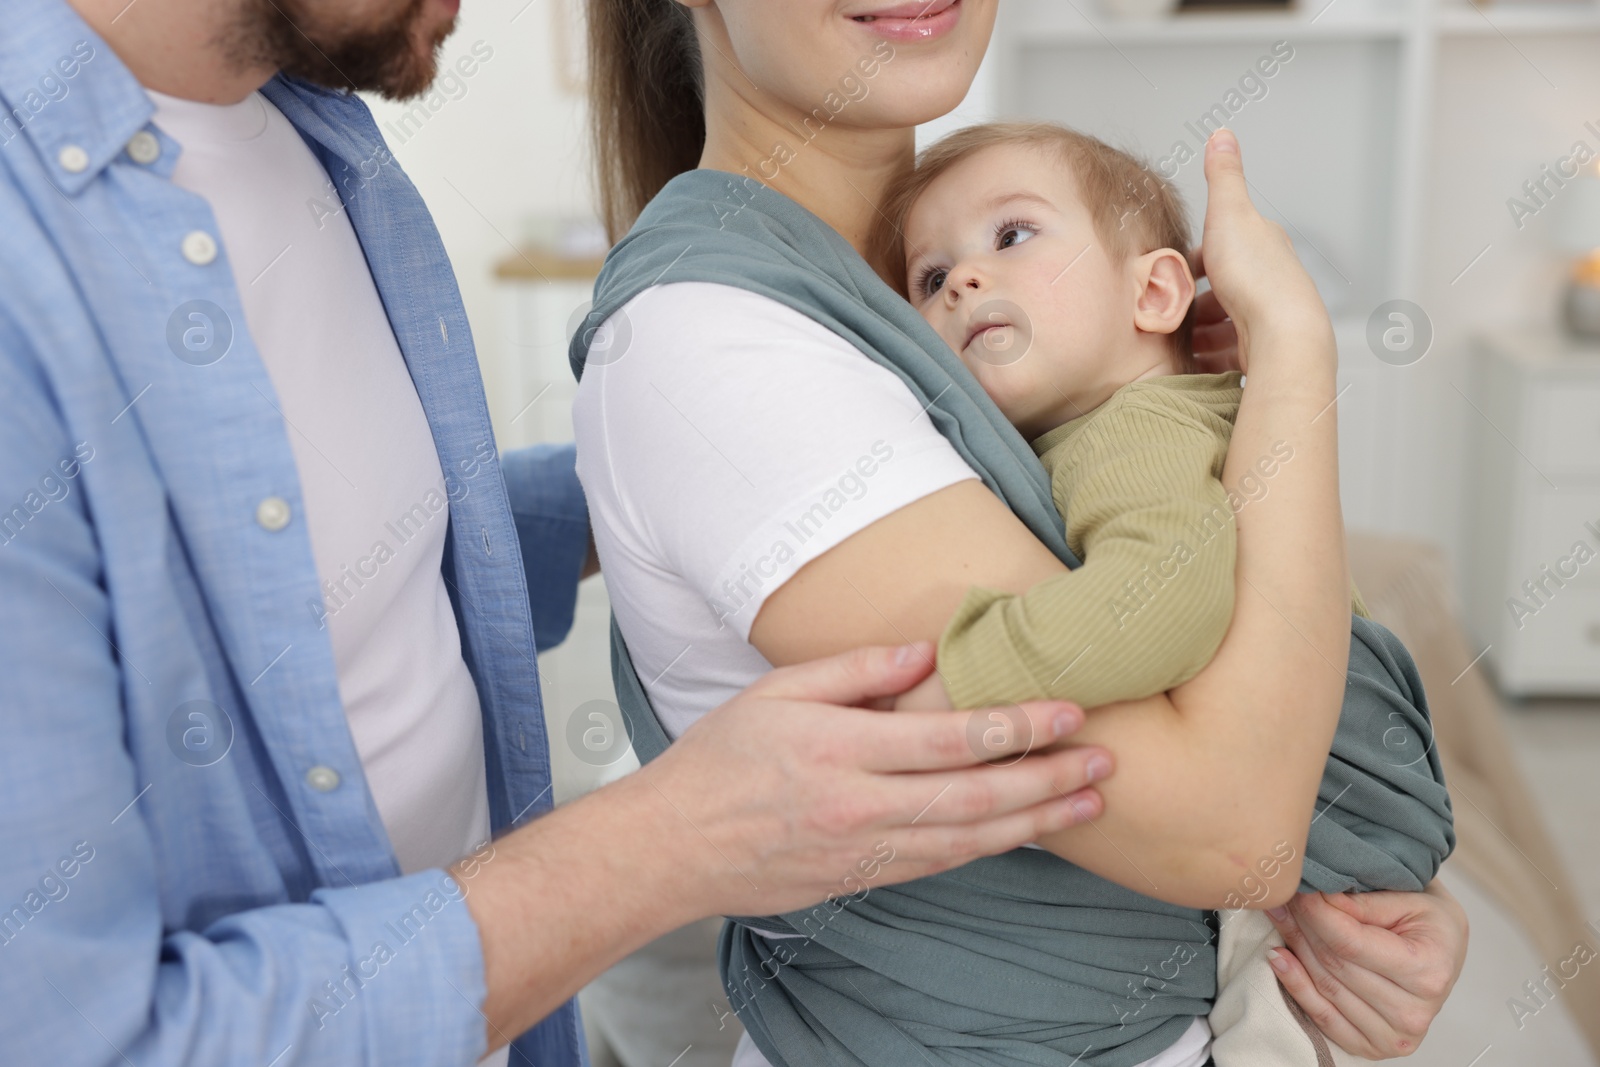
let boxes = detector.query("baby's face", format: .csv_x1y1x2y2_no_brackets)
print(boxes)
903,142,1166,438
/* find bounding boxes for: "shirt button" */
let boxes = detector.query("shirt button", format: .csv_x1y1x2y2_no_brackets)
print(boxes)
255,496,291,531
126,131,161,165
58,145,89,173
181,230,218,266
305,765,341,792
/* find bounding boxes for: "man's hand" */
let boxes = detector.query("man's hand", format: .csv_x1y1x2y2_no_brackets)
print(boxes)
460,642,1111,1050
891,664,956,711
641,641,1109,918
1265,880,1470,1058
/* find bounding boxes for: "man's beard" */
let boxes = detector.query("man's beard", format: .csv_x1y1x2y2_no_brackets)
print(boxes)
232,0,453,101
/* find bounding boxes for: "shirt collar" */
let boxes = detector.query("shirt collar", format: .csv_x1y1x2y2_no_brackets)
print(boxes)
259,75,390,176
0,0,153,195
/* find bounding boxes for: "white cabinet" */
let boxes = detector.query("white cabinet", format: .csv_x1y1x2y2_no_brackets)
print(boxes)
1465,332,1600,696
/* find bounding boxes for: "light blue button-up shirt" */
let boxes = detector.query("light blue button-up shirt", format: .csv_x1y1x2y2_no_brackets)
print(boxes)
0,3,590,1065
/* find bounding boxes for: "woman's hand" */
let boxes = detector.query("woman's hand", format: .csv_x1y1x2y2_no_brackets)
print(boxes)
1189,129,1334,376
1265,880,1469,1058
1189,287,1240,375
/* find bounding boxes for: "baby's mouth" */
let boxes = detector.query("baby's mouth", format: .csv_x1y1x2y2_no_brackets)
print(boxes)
964,320,1011,354
961,300,1032,367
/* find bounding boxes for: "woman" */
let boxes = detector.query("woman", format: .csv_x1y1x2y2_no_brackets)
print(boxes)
571,1,1467,1064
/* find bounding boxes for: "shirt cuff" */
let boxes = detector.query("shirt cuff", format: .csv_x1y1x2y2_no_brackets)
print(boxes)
501,443,591,651
314,868,488,1067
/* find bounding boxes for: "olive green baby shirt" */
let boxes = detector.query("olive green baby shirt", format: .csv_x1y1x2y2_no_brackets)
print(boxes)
941,371,1247,710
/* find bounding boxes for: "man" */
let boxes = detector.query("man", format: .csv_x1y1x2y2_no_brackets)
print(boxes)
0,1,1111,1063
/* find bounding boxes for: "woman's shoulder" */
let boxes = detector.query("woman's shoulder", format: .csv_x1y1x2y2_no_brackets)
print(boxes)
612,279,842,332
579,283,915,425
603,172,841,287
570,278,979,641
573,172,884,375
629,170,849,258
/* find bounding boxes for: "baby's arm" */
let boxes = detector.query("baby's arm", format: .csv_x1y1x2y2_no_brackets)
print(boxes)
932,390,1237,712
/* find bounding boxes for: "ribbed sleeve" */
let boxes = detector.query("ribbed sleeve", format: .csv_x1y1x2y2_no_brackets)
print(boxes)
938,375,1242,711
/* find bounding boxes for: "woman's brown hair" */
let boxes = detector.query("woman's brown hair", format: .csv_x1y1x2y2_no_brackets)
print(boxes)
587,0,706,242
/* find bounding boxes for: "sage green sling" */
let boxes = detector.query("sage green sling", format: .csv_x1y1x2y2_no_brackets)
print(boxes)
569,171,1455,1067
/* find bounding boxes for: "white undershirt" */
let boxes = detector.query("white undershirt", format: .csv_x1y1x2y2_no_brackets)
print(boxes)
573,283,1209,1067
150,91,492,880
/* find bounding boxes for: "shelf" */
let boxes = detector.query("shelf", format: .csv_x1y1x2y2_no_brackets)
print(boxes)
493,245,605,282
1436,2,1600,35
1003,0,1600,45
1004,0,1412,46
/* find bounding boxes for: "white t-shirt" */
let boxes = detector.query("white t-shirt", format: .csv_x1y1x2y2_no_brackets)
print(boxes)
573,282,980,741
151,92,492,878
573,282,1210,1067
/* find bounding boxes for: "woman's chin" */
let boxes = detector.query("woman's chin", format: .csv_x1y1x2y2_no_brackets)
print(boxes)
841,0,996,129
855,77,984,130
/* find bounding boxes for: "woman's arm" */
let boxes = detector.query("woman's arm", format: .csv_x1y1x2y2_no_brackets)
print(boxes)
751,132,1348,909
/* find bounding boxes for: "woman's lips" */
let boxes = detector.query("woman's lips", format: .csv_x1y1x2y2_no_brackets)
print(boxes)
849,0,962,43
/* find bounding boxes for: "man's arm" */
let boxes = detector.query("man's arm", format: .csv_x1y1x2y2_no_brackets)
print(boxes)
2,375,1110,1065
0,350,495,1067
455,644,1113,1050
501,443,592,649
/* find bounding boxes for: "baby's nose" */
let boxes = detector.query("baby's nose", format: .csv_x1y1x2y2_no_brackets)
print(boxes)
946,268,984,303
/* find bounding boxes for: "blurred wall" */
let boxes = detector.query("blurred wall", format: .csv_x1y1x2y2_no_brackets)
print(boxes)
363,0,594,417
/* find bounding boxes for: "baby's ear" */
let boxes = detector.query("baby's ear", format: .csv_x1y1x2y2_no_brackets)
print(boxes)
1131,248,1196,337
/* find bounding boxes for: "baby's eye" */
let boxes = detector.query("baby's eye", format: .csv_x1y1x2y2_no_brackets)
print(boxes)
998,225,1036,251
916,267,948,299
995,219,1039,250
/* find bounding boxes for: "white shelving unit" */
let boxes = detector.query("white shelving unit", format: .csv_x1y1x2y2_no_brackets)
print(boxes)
998,2,1412,43
1434,2,1600,33
967,0,1600,588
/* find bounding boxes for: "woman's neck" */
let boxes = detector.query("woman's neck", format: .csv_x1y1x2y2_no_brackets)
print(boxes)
698,66,916,270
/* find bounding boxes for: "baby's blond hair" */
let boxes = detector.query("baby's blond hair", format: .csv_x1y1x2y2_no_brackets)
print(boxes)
875,122,1195,365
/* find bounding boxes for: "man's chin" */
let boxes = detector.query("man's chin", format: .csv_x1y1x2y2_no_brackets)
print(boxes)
370,13,458,101
256,0,455,101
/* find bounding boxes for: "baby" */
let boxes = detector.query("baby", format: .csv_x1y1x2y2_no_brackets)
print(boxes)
880,121,1301,714
879,123,1369,1066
